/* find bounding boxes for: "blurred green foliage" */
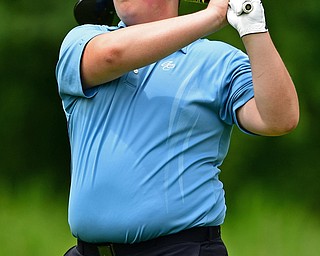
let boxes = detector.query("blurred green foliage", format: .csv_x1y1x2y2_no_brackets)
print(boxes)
0,0,319,231
1,183,319,255
0,0,320,255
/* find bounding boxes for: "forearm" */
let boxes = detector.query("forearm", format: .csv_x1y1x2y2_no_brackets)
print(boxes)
102,11,223,70
82,5,227,87
239,33,299,135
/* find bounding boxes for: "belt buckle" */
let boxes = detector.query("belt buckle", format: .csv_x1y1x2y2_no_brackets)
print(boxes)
98,244,116,256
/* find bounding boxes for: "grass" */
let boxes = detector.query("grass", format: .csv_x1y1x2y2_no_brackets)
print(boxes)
223,186,320,255
0,181,75,255
0,182,319,255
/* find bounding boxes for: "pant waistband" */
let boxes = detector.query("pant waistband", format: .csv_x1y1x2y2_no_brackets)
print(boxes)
77,226,221,256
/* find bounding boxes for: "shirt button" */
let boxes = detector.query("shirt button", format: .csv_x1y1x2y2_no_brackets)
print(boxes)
133,69,139,74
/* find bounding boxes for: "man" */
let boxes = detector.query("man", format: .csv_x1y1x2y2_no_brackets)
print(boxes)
56,0,299,255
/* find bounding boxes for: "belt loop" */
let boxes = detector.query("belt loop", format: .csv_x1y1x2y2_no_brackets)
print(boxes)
208,226,221,240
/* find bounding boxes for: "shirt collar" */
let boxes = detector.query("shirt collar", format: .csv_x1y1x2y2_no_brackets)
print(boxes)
118,20,127,28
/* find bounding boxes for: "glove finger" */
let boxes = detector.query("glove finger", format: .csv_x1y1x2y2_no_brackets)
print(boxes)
227,6,239,29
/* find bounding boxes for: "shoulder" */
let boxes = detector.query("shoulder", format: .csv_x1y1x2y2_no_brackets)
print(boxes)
184,39,249,66
60,25,114,50
183,39,249,71
188,39,240,54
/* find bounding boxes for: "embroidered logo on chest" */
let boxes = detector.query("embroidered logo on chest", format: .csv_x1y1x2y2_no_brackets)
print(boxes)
161,60,176,71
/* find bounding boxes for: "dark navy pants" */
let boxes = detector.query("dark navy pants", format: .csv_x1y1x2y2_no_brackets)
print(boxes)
64,226,228,256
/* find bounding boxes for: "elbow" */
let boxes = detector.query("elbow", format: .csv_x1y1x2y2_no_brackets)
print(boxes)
102,45,124,67
280,102,300,135
279,116,299,135
264,94,300,136
94,36,125,69
267,110,300,136
285,111,300,133
81,37,126,87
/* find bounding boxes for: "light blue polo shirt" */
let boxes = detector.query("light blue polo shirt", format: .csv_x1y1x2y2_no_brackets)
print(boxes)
56,22,254,244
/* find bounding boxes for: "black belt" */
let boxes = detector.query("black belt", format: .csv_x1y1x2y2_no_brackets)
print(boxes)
77,226,221,256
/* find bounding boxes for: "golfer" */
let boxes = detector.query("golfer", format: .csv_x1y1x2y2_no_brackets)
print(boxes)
56,0,299,255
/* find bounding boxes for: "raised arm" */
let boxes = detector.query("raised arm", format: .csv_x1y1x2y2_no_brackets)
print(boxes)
228,0,299,136
80,0,229,88
237,33,299,136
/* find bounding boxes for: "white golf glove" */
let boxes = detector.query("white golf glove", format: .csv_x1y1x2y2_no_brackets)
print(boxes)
227,0,268,37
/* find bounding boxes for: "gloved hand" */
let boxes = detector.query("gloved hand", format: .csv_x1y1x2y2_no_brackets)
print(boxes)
227,0,268,37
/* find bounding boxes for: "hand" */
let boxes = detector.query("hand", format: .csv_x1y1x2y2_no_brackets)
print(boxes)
227,0,268,37
206,0,229,31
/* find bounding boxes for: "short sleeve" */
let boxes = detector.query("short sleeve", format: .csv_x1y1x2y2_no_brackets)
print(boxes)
219,50,255,135
55,25,108,115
